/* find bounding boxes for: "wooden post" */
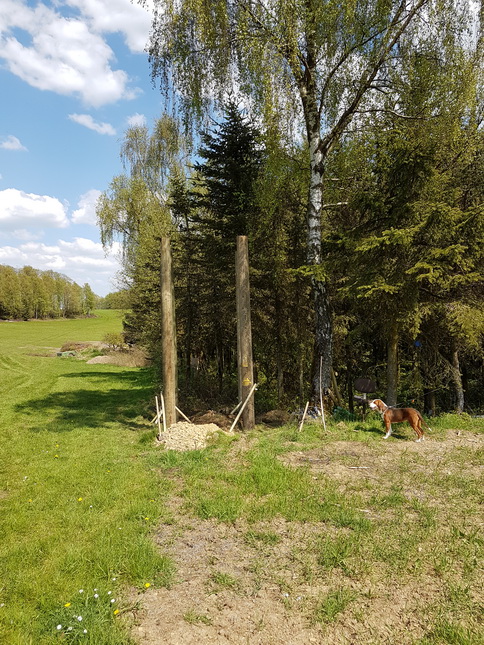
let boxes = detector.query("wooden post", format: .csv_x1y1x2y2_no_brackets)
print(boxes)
160,237,177,427
235,236,255,430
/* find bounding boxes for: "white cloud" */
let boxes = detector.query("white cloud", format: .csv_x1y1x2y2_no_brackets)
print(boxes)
0,135,27,151
0,188,69,230
71,189,102,225
5,229,42,242
127,112,147,127
0,238,122,296
65,0,153,53
0,0,142,106
68,114,116,135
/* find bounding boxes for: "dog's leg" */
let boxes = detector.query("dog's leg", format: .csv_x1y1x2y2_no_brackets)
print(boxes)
384,423,393,439
414,420,424,442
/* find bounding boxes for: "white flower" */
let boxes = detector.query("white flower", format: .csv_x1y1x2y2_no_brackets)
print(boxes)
107,591,112,595
111,599,115,603
56,625,62,630
94,594,99,598
67,626,73,631
77,616,83,621
83,629,88,634
112,577,117,581
79,589,84,593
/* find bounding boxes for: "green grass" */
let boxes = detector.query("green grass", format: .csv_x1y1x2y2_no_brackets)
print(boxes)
1,312,482,643
312,588,357,624
0,311,173,644
148,415,483,642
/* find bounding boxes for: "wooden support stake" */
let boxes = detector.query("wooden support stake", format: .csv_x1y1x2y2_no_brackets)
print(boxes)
160,237,177,427
229,383,258,433
155,395,162,440
230,399,243,416
175,406,191,423
235,236,255,430
160,390,167,434
298,401,310,432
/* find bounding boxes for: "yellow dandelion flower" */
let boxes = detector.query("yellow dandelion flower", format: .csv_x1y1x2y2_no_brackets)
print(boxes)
77,497,83,501
54,455,59,459
64,602,71,607
144,583,151,588
113,609,120,615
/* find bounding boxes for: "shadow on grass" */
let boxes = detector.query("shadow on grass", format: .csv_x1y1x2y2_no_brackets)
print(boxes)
15,368,154,433
355,419,410,440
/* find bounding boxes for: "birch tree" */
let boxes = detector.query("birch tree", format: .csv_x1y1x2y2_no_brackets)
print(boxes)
143,0,472,396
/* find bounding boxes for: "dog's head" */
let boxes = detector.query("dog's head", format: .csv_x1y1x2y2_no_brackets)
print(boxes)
369,399,387,412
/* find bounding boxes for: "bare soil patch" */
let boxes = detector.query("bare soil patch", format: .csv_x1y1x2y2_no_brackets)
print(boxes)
131,429,483,645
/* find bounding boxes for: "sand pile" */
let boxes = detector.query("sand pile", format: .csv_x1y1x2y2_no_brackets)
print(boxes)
158,421,233,451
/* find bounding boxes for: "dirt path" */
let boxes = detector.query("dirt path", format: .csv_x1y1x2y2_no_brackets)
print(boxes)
131,429,483,645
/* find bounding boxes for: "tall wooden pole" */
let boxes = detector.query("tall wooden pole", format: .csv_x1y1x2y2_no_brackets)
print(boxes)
236,236,255,430
160,237,177,427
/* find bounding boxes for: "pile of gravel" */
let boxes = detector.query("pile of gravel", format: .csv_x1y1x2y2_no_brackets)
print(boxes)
158,421,232,451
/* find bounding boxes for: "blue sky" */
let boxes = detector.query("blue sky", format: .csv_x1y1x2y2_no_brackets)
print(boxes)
0,0,164,296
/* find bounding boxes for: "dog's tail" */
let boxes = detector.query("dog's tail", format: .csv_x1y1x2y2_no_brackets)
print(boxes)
418,412,432,432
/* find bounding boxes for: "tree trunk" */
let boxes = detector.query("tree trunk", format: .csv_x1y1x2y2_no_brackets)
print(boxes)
275,291,284,403
424,388,436,416
451,341,465,413
235,236,255,430
306,119,332,400
386,323,399,406
347,366,354,414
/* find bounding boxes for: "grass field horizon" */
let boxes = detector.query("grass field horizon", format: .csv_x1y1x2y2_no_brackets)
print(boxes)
1,311,482,644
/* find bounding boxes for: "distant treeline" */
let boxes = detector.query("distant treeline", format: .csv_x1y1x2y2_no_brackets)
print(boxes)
0,265,97,320
98,290,131,310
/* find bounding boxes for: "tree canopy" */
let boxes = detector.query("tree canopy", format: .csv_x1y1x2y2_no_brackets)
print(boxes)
145,0,478,394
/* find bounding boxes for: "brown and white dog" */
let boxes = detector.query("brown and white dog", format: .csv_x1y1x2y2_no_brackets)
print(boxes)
369,399,432,442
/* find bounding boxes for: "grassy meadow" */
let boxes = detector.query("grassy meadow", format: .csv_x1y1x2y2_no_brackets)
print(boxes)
1,311,483,644
0,311,172,644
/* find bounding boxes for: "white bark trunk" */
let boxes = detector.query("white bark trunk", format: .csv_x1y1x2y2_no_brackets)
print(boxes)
307,124,332,397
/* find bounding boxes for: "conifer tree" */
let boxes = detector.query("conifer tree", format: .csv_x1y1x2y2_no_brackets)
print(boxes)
187,101,263,391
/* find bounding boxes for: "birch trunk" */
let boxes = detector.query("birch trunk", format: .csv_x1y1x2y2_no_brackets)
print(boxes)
305,98,333,399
